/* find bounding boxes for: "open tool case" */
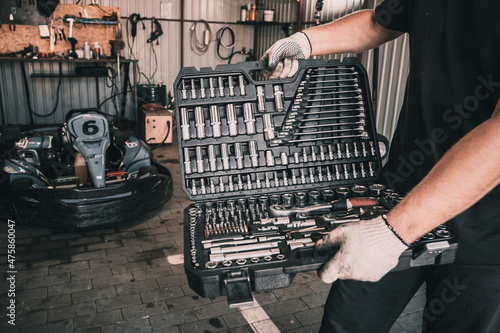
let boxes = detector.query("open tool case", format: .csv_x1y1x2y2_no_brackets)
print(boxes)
174,58,457,307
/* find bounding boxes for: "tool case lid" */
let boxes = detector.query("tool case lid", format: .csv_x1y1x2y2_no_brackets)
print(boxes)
173,58,383,202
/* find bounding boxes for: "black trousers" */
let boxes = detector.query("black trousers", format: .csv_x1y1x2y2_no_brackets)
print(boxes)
319,264,500,333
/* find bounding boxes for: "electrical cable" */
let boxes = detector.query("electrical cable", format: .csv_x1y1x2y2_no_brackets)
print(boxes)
21,61,63,120
104,66,120,117
94,4,111,15
140,72,152,85
150,42,158,81
216,26,235,61
190,20,212,55
148,120,171,150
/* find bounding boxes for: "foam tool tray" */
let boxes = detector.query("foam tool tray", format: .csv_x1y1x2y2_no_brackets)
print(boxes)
173,58,458,307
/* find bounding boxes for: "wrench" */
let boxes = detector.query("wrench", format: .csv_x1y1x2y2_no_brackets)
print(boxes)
269,197,379,217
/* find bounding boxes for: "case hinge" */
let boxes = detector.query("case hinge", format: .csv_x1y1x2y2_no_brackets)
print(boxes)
224,270,254,308
410,241,450,267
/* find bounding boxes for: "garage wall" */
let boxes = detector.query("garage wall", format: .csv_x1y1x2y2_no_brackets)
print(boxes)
0,0,408,143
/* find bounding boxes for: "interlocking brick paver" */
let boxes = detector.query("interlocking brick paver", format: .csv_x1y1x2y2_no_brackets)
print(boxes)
165,294,212,311
121,300,170,320
48,301,96,322
101,317,153,333
95,293,142,312
221,311,249,329
71,266,113,281
20,294,72,313
73,309,123,331
25,273,70,289
67,236,102,246
135,227,169,237
16,267,48,280
22,319,74,333
30,258,68,269
89,255,128,268
30,240,67,251
294,307,324,326
127,249,165,262
72,285,116,303
132,267,173,281
47,278,91,296
121,236,156,247
91,272,133,288
272,283,315,301
16,310,47,328
87,240,122,251
48,261,89,275
157,274,188,288
390,322,408,333
285,323,322,333
115,278,159,295
111,260,152,275
105,245,143,257
262,298,309,318
17,287,48,301
103,231,136,241
300,290,329,309
138,238,178,252
178,316,228,332
49,232,84,241
149,308,198,329
307,280,332,293
148,257,172,269
170,265,185,275
193,301,238,320
140,285,184,303
395,310,423,332
70,250,107,262
154,232,183,242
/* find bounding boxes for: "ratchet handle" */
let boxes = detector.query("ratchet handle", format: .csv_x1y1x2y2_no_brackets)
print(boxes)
331,198,379,211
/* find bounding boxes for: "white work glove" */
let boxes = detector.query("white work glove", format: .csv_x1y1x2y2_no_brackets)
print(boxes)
315,216,408,283
261,32,312,79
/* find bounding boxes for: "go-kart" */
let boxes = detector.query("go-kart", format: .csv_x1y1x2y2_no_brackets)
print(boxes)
0,109,173,228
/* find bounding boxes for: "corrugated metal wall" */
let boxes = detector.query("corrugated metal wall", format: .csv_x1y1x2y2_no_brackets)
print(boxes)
0,0,408,143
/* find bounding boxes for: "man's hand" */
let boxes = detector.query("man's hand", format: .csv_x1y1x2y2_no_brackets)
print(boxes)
316,216,408,283
261,32,312,79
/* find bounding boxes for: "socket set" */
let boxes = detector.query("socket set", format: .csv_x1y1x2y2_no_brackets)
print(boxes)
174,58,457,307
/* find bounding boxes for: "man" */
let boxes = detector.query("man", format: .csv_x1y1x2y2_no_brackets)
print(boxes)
262,1,500,332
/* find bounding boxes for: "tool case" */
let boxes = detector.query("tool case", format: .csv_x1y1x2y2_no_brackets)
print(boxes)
173,58,457,307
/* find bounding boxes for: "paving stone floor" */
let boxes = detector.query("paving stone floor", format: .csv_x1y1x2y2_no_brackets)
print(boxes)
0,133,424,332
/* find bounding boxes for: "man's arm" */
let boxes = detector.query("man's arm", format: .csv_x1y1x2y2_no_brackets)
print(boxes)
261,9,402,78
388,99,500,243
305,10,402,56
316,99,500,283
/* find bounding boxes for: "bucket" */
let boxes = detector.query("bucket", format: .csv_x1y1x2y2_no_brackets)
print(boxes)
263,10,274,22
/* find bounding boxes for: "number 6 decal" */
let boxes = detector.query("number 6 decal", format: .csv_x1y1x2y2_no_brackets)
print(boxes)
82,120,100,135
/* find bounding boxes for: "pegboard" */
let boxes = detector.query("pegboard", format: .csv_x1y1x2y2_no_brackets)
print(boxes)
0,4,120,55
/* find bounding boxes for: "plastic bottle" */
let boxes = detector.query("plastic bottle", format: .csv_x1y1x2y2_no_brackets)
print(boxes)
249,4,256,21
84,42,91,60
94,42,101,59
241,5,246,21
246,4,251,21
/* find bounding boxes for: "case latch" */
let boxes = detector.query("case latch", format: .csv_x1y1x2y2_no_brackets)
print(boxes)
410,241,450,267
224,270,254,308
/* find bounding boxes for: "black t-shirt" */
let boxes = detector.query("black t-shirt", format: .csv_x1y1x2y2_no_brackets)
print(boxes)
375,0,500,265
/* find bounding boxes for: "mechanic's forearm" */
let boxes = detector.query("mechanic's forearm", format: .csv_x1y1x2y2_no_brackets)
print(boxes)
303,10,402,55
387,102,500,243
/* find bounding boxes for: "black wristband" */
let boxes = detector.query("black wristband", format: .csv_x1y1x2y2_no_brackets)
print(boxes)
381,214,411,248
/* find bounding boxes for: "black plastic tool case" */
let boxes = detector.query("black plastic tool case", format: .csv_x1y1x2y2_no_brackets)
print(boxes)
174,58,457,307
